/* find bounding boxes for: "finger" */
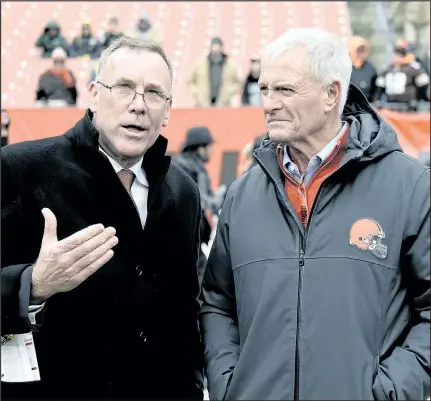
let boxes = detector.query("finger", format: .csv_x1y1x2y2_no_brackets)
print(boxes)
72,250,115,285
64,227,116,262
41,208,58,246
57,223,106,252
71,235,118,272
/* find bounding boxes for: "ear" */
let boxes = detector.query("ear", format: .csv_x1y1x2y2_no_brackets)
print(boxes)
162,98,172,128
324,81,341,113
88,81,99,113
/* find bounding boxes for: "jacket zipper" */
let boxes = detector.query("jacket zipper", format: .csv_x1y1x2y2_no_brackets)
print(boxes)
286,147,340,401
294,243,305,401
255,149,361,401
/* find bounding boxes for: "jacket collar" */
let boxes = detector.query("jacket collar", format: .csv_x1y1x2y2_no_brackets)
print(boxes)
64,109,171,192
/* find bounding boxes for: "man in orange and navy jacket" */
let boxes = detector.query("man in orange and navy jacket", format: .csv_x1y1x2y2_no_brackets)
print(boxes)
200,28,430,400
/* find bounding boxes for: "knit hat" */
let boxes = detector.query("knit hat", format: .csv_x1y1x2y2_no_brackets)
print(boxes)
211,36,223,46
182,126,214,151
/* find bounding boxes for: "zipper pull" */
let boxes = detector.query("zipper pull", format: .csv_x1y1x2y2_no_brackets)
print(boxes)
299,249,305,266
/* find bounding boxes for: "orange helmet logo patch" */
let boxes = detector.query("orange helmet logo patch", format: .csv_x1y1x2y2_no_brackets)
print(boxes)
349,219,388,260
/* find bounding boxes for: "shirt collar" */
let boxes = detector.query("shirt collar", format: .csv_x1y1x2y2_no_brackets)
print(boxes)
99,147,149,187
283,122,348,171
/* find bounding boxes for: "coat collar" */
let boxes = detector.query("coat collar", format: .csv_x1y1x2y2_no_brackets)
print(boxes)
63,110,175,267
64,109,171,189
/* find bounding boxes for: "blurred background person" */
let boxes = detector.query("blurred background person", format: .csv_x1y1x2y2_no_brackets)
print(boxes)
98,17,123,51
238,134,264,175
69,21,101,59
188,37,241,107
36,48,78,106
376,39,430,112
127,11,161,44
173,126,226,282
173,126,227,218
35,21,69,58
1,108,11,147
348,36,378,103
241,56,261,106
238,141,254,176
421,24,430,75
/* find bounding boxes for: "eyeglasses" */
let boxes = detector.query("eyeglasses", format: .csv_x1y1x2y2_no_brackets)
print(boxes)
97,81,171,108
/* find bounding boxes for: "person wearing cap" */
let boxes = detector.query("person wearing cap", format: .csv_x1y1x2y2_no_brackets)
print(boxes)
69,21,101,59
188,37,241,107
241,56,262,106
35,21,69,58
375,39,430,111
174,126,224,216
36,47,78,106
173,127,226,281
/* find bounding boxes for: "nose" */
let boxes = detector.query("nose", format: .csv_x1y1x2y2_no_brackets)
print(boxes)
262,93,282,115
129,92,148,115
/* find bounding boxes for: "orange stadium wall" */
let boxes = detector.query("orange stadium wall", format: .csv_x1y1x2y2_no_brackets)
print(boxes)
7,108,430,189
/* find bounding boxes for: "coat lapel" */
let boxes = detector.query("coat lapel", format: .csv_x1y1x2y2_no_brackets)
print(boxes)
64,110,174,268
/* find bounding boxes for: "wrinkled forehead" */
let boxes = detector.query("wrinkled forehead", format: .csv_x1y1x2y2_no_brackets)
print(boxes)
103,48,171,91
260,48,311,86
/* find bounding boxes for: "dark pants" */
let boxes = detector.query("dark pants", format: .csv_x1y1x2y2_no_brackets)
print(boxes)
1,136,8,147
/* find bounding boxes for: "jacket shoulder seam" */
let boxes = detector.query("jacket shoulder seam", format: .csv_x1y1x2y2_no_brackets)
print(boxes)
391,151,429,170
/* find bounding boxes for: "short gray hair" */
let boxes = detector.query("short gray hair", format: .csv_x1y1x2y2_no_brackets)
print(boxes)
262,28,352,115
95,36,173,85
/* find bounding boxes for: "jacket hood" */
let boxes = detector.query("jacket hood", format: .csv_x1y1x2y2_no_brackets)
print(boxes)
256,84,402,164
349,36,369,68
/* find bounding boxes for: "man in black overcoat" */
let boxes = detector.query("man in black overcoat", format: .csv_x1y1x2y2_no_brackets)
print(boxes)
1,36,203,400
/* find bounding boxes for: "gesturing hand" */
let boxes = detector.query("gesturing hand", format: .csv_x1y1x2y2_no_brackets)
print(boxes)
31,208,118,303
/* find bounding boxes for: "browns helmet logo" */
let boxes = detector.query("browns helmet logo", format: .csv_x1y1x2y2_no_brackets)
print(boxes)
349,219,388,260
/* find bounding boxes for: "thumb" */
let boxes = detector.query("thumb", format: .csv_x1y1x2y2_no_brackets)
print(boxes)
41,208,58,246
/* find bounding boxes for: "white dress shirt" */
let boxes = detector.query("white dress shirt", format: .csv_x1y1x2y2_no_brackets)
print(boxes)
99,147,149,228
28,149,149,320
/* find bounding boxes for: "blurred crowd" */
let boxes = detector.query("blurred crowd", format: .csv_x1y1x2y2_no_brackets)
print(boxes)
349,36,430,112
35,13,158,59
33,14,430,114
33,14,159,107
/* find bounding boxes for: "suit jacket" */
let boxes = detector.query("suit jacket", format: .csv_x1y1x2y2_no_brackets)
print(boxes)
1,110,203,400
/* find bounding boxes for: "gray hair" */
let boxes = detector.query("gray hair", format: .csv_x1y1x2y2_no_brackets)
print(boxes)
262,28,352,115
95,36,173,85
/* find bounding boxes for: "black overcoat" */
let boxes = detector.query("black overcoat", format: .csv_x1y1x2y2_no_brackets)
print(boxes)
1,110,203,400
